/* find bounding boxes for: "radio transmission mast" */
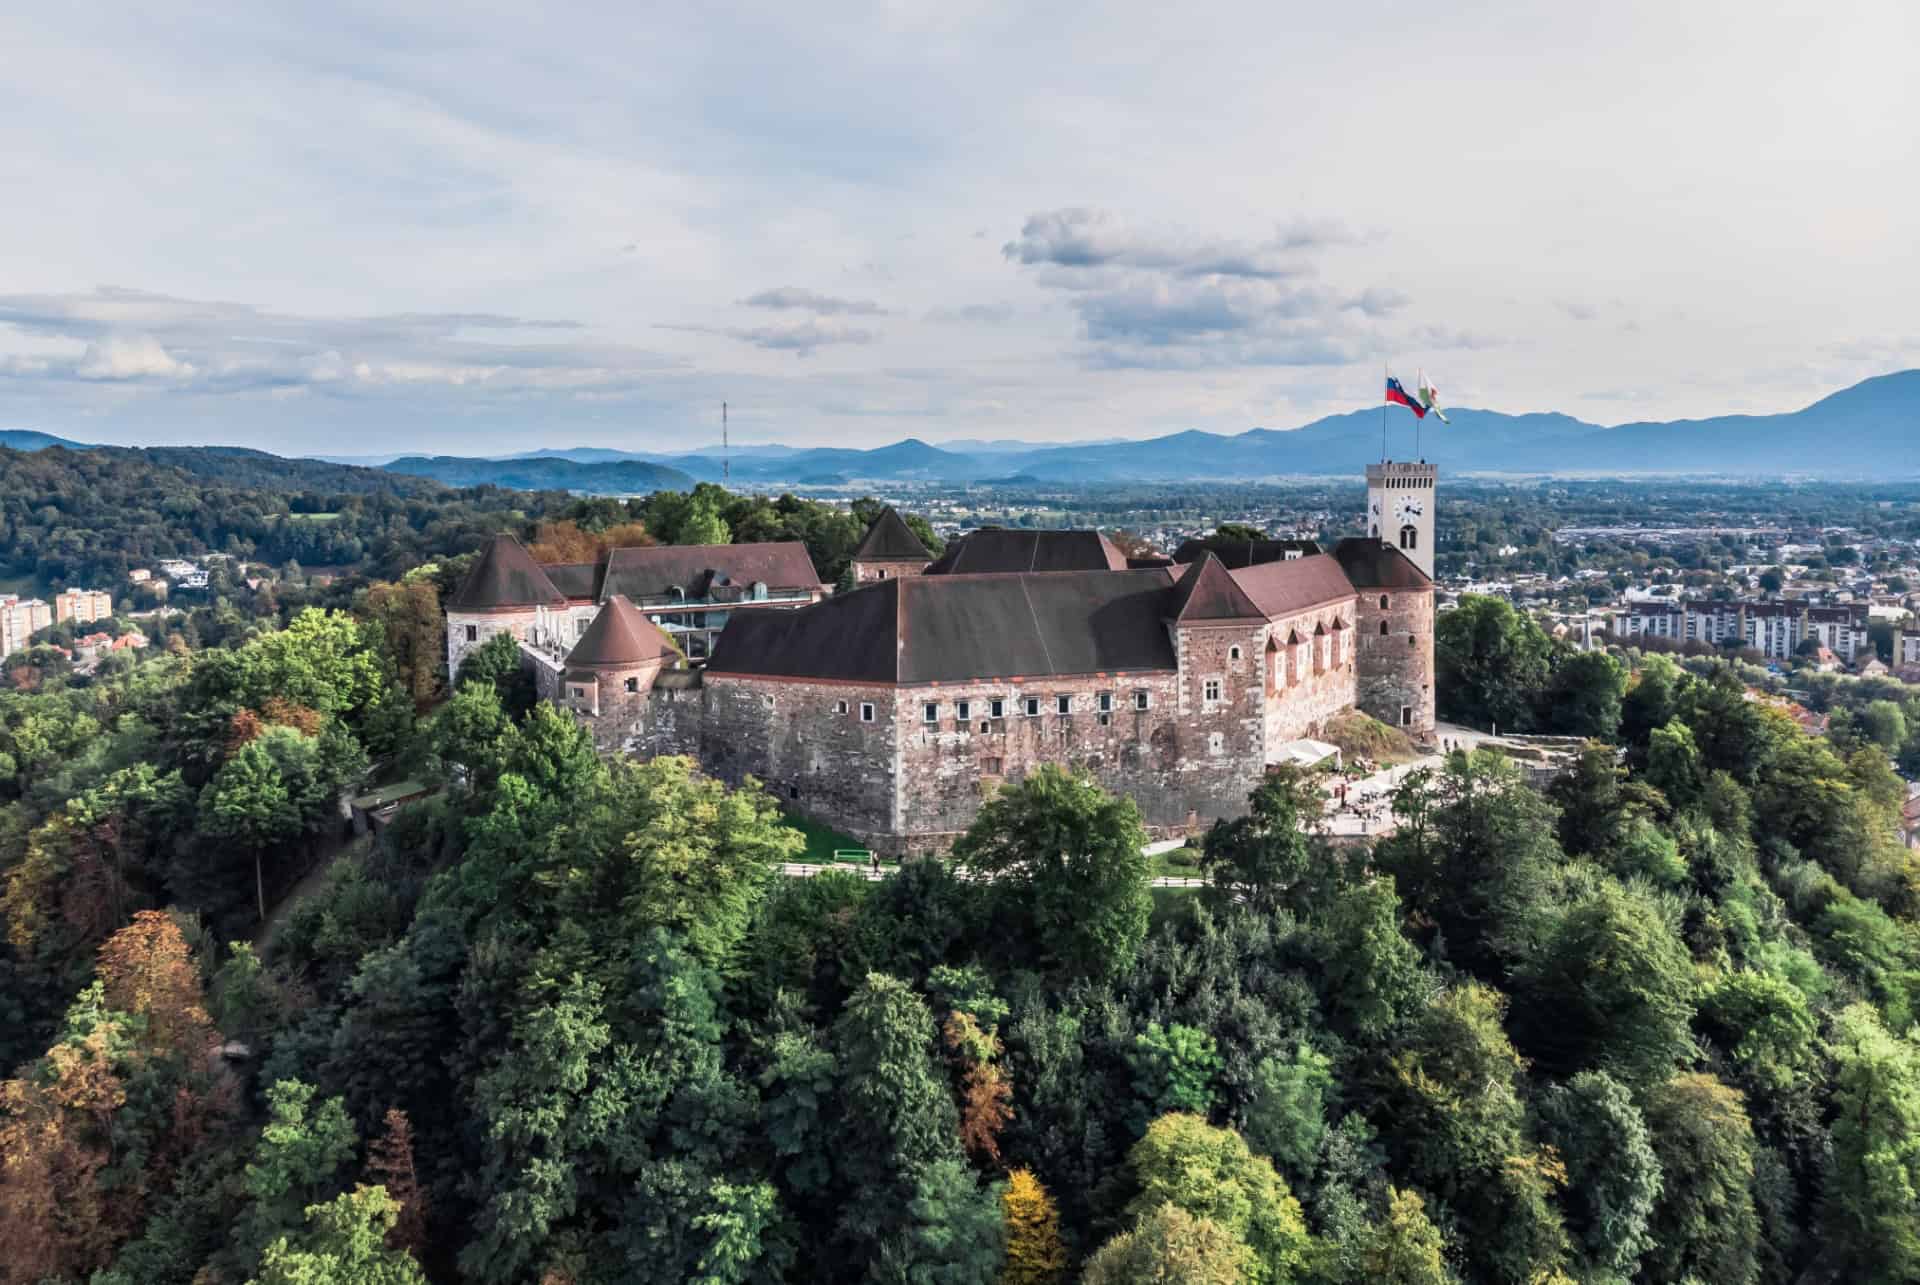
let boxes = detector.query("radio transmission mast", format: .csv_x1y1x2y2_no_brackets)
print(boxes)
722,401,730,485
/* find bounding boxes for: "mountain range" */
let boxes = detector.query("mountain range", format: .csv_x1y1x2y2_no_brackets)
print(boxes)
368,369,1920,489
8,370,1919,488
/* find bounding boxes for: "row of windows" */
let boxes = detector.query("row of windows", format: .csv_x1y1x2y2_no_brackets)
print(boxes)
834,691,1156,724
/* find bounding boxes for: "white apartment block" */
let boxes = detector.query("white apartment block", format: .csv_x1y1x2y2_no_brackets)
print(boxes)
1618,600,1868,663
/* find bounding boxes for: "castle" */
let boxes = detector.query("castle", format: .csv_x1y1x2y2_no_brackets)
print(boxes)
445,465,1437,854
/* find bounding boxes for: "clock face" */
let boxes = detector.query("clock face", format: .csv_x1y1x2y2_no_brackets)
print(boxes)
1394,497,1424,522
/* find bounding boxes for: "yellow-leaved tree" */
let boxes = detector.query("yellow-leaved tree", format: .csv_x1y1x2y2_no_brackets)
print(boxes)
999,1168,1066,1285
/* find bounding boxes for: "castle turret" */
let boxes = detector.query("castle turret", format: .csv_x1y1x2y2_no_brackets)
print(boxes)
1364,460,1436,582
1333,537,1435,740
445,533,569,678
558,594,680,717
850,507,932,583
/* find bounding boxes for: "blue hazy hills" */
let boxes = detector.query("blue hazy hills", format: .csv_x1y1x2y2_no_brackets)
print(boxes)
7,370,1918,488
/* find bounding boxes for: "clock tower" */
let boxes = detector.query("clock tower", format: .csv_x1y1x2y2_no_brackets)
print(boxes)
1365,460,1436,581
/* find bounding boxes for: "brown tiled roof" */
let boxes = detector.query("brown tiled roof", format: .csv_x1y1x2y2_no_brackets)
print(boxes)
448,534,568,610
1168,552,1266,623
925,529,1129,575
543,561,604,600
1329,538,1432,589
1171,538,1322,568
706,569,1180,684
853,507,932,563
600,542,821,600
1228,554,1357,620
565,595,679,669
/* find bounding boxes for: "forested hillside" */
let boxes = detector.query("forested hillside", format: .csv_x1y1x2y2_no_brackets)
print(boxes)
1,583,1917,1283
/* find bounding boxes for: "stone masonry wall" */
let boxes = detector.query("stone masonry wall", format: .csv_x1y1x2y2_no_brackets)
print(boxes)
1255,607,1360,754
892,667,1252,853
1351,588,1435,738
447,608,539,679
690,676,902,845
852,559,927,584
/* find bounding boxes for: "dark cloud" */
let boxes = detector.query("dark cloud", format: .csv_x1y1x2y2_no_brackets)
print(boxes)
740,287,886,315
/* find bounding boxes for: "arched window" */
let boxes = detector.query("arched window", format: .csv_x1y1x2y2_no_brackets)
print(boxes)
1379,594,1389,609
1399,525,1418,551
1410,633,1418,647
1369,524,1378,538
1229,645,1242,661
1380,619,1389,636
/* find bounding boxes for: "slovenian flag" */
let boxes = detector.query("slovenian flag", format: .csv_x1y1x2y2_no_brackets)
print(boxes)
1385,376,1427,418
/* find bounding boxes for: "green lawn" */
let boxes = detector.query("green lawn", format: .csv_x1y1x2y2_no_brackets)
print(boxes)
783,813,884,865
1146,845,1205,880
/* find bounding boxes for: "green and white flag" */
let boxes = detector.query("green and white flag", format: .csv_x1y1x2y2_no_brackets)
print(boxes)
1416,370,1449,423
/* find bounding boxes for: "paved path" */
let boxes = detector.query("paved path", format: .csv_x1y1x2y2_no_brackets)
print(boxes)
1315,722,1494,838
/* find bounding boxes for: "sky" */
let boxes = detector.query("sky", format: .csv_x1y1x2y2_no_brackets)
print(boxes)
2,0,1917,455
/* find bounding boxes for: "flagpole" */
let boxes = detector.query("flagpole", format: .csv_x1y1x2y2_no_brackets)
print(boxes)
1380,363,1388,462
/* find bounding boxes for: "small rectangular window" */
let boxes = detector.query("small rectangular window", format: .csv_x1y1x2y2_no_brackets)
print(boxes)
1098,692,1113,713
1024,697,1041,717
1135,690,1151,711
1056,694,1072,715
1203,678,1222,703
989,698,1006,719
1208,732,1224,755
836,699,849,715
924,702,940,723
465,624,478,642
955,700,971,722
624,677,639,693
860,702,875,723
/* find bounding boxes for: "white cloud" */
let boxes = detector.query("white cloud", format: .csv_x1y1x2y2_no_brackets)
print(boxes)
74,334,196,380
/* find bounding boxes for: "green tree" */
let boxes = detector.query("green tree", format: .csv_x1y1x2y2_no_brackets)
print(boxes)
1645,718,1703,810
1351,1188,1452,1285
1543,649,1626,740
1198,767,1332,916
1434,595,1553,731
1240,1043,1334,1184
832,973,967,1274
1511,879,1697,1087
250,1185,426,1285
870,1155,1006,1285
1826,1004,1920,1281
1535,1071,1662,1280
1127,1023,1222,1118
953,766,1150,981
453,631,535,718
1641,1072,1761,1285
1124,1113,1310,1284
1620,654,1684,751
1081,1204,1254,1285
201,737,300,921
239,1081,359,1268
1859,699,1907,752
1313,876,1426,1041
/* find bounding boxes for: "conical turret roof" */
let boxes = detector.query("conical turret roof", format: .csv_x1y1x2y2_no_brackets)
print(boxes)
447,533,568,610
853,506,932,563
565,595,679,669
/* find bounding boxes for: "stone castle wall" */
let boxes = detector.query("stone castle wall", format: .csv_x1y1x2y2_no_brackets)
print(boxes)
1351,588,1435,738
851,559,928,584
447,607,539,678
